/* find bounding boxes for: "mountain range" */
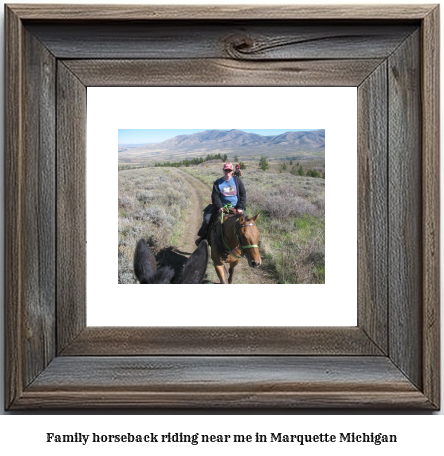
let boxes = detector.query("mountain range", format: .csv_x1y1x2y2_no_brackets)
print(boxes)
118,129,325,163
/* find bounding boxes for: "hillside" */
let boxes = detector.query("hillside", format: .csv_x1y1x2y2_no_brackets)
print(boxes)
118,129,325,164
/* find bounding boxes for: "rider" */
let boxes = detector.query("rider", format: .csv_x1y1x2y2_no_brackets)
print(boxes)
195,162,246,245
233,163,242,178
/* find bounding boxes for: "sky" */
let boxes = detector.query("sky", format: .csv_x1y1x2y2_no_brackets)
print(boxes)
118,129,318,145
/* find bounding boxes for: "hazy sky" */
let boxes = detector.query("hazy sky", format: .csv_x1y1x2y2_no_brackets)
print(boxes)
118,129,318,145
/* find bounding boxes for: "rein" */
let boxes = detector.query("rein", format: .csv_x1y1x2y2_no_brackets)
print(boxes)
220,205,258,259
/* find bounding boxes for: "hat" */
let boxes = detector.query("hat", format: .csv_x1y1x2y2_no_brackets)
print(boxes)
223,162,234,171
236,164,240,168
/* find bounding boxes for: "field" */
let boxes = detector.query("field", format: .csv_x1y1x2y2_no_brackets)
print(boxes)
118,148,325,165
118,168,191,283
118,161,325,284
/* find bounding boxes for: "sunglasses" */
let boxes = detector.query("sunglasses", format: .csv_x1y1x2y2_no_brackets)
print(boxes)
224,169,233,172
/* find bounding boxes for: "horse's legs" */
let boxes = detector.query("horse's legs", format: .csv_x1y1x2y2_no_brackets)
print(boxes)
228,259,240,284
210,234,228,284
214,264,226,284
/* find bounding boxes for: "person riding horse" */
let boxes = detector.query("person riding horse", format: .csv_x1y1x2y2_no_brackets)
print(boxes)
233,164,242,178
195,162,246,245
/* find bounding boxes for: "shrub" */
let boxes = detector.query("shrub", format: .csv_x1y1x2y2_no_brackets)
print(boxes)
259,156,269,171
118,168,191,283
307,169,321,178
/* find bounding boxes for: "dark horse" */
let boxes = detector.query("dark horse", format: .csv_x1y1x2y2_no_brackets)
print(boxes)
210,213,261,284
134,239,209,284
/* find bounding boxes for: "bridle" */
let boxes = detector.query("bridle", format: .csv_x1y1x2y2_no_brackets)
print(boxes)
235,219,259,250
220,209,259,259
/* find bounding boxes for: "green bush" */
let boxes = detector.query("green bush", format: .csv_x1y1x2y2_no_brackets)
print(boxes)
259,156,269,171
307,169,321,178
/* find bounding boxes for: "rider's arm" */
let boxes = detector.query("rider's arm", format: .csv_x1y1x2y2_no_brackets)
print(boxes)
211,181,223,211
235,178,247,211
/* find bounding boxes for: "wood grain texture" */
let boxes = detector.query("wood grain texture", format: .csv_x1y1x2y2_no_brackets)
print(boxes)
7,4,435,20
15,390,433,410
5,10,58,409
27,22,416,60
14,356,433,409
63,58,384,87
4,4,24,410
29,356,418,390
388,31,422,389
56,62,87,353
421,6,441,409
357,62,388,353
61,327,382,356
22,28,57,387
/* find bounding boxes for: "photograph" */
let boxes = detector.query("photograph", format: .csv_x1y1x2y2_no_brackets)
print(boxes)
118,129,326,285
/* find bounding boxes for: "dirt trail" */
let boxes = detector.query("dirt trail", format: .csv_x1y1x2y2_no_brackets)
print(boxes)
170,168,277,284
169,168,208,255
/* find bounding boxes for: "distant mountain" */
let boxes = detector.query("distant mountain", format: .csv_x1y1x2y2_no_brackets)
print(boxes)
118,129,325,163
267,130,325,148
158,129,265,149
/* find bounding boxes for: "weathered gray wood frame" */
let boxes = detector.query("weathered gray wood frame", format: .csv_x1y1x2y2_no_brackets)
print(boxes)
4,4,440,409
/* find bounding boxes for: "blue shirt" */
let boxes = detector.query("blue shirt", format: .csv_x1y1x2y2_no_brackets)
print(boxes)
216,177,238,207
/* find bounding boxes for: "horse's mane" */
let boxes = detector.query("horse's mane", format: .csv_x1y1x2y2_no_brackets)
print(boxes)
215,212,243,227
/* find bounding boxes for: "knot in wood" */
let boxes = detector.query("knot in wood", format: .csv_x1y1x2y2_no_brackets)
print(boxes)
224,34,255,59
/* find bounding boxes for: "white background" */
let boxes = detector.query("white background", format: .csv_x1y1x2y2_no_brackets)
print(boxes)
88,87,357,326
0,0,442,451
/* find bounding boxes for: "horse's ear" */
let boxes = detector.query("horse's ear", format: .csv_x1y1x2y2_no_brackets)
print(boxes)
239,216,246,225
179,240,209,284
250,213,260,222
134,239,157,283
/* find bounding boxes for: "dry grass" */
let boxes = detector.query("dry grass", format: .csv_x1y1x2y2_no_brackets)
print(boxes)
118,168,191,283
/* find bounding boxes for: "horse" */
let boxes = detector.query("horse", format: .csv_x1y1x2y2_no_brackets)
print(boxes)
134,239,208,284
209,213,261,284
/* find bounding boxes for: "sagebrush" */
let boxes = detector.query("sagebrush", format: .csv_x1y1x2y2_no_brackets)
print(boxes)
118,168,191,283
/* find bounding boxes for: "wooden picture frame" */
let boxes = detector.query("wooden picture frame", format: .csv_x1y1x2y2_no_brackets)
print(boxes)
5,4,440,410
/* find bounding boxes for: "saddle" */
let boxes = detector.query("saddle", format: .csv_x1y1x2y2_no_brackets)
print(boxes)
199,204,239,258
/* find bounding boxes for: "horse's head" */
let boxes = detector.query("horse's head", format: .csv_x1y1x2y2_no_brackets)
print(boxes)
237,214,261,268
134,239,208,284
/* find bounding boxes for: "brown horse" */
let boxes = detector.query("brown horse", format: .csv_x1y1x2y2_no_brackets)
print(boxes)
209,213,261,284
